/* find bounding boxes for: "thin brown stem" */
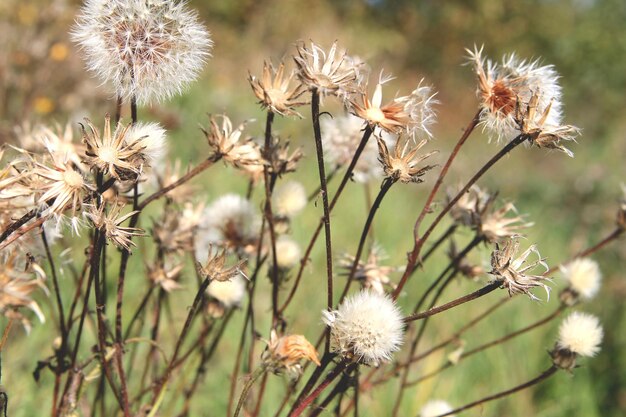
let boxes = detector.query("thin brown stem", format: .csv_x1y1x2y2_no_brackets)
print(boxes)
288,361,349,417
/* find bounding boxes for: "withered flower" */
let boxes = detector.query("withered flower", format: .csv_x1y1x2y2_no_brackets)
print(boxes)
153,203,205,254
265,138,303,178
489,239,551,300
339,245,397,295
262,330,320,376
248,61,308,117
376,135,436,183
147,263,184,293
87,202,144,251
196,246,247,283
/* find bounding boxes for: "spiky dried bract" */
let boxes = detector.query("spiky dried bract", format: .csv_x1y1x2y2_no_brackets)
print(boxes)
560,258,602,302
196,246,246,283
72,0,212,105
489,239,551,301
147,263,183,292
339,245,397,295
293,41,360,98
86,202,144,251
196,194,261,258
554,312,603,365
82,115,166,181
322,290,404,366
39,122,86,170
153,203,204,253
0,250,48,332
275,236,301,270
477,198,532,243
321,114,382,183
265,139,303,178
467,46,573,145
248,61,308,117
420,400,455,417
272,181,307,218
205,274,247,318
448,185,491,227
263,330,320,376
203,115,264,176
351,73,437,138
376,135,437,183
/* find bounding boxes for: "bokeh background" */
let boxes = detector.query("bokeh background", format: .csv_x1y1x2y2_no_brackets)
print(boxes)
1,0,624,416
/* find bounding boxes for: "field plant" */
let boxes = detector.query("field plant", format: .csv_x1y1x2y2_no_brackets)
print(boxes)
0,1,623,416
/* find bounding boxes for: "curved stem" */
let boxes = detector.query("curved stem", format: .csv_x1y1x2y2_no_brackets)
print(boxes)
233,364,268,417
288,361,349,417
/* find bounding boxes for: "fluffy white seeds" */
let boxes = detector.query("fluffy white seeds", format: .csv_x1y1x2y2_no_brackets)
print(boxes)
560,258,602,301
72,0,212,105
272,181,307,218
557,311,603,357
322,290,404,366
275,236,301,270
127,122,167,165
206,274,246,308
420,400,455,417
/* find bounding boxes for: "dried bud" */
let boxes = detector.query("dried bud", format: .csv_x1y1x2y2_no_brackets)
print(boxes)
263,330,320,376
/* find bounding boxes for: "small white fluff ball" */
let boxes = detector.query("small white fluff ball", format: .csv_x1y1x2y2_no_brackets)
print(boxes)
322,290,404,366
272,181,307,218
557,311,603,357
560,258,602,300
206,274,246,309
275,236,301,270
420,400,455,417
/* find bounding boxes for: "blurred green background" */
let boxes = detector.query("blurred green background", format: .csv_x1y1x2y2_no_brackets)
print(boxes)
1,0,625,416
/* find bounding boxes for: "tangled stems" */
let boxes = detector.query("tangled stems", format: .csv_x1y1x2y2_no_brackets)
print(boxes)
393,132,530,300
432,366,558,417
288,360,351,417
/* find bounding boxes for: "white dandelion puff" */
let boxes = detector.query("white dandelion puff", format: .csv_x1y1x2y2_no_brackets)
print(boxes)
560,258,602,301
557,311,603,357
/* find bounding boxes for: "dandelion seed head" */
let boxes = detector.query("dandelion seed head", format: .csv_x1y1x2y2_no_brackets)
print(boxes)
322,290,404,366
557,311,603,357
272,181,307,218
560,258,602,301
275,236,301,270
206,274,246,309
72,0,212,105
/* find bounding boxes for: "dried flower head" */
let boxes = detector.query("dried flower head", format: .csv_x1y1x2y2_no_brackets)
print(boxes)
339,245,397,295
0,250,48,331
448,185,491,227
420,400,455,417
275,236,301,271
322,290,404,366
559,258,602,303
151,159,196,203
376,135,437,183
467,46,563,143
196,194,261,256
196,246,246,283
39,122,86,170
265,139,304,177
272,181,307,218
293,41,360,98
489,239,551,300
147,262,183,292
551,312,603,370
153,202,204,253
205,273,247,318
72,0,212,105
86,202,144,251
263,330,320,376
248,61,308,117
322,114,382,183
351,73,437,138
478,199,533,243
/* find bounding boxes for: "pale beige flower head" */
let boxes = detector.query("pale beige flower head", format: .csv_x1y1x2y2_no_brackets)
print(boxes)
339,245,397,295
559,258,602,304
489,239,551,301
376,135,437,183
322,290,404,366
86,201,144,251
147,262,183,293
263,330,320,377
248,61,308,117
153,202,205,254
205,273,247,318
275,236,301,271
551,312,603,371
478,199,533,243
272,181,307,218
294,41,360,98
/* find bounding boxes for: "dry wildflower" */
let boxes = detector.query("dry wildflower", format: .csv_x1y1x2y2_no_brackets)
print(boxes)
376,135,436,183
551,312,603,371
420,400,456,417
248,61,308,117
153,202,204,253
72,0,212,105
147,262,183,292
322,290,404,366
262,330,320,376
516,91,579,157
274,236,301,271
293,41,360,98
339,245,397,295
86,202,144,251
467,46,563,143
0,250,48,332
81,115,166,181
196,194,261,257
39,122,86,170
196,246,246,283
489,239,551,301
351,72,437,138
559,258,602,304
448,185,491,227
321,114,382,183
265,139,304,178
151,159,196,203
272,181,307,218
203,115,264,175
205,274,247,318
